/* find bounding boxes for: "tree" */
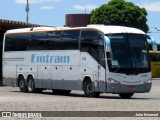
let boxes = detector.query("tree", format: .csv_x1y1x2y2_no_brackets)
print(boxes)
90,0,149,32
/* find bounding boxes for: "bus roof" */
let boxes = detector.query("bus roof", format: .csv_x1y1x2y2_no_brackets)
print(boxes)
86,25,145,34
5,25,145,34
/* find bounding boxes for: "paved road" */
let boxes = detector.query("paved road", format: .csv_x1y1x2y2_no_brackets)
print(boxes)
0,79,160,120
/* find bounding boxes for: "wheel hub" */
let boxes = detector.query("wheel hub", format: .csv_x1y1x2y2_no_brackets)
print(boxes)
87,84,92,92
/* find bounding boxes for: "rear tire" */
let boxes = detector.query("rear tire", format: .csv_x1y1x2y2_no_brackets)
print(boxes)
18,76,28,92
119,93,134,99
83,79,100,97
27,76,36,93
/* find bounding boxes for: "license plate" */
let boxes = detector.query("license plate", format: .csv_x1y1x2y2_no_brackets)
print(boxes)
128,86,136,90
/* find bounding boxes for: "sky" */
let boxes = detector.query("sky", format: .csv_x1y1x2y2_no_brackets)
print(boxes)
0,0,160,43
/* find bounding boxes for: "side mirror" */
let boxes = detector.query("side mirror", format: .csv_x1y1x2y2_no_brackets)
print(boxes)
104,36,111,52
151,37,157,52
147,35,157,52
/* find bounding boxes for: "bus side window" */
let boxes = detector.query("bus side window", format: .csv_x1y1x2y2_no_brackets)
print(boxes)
5,33,30,51
46,31,62,50
29,32,46,50
61,30,79,50
80,30,99,61
80,30,105,68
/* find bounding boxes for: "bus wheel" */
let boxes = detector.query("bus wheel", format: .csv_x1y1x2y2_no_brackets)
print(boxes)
27,76,36,93
83,79,100,97
18,76,28,92
119,93,134,99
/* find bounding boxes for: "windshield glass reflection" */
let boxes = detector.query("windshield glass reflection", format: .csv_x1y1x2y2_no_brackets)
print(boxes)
106,34,150,74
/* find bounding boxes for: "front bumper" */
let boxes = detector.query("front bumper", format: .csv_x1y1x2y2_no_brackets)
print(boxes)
106,82,152,93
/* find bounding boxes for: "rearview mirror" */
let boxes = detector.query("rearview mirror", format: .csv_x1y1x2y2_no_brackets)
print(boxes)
147,35,157,52
104,36,111,52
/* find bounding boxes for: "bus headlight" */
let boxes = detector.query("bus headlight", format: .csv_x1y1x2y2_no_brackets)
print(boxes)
108,78,120,84
143,79,152,84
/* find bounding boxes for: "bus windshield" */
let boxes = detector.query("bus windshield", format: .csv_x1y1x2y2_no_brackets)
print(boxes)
106,34,150,74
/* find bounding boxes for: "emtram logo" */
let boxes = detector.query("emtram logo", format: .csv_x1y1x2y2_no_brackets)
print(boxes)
31,54,70,63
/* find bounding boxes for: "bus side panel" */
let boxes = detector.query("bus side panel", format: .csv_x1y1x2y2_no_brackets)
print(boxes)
51,66,63,89
80,52,106,92
98,66,106,92
3,65,17,87
34,50,81,90
3,51,17,87
51,51,81,90
61,66,81,90
38,66,52,89
51,66,81,90
3,52,37,87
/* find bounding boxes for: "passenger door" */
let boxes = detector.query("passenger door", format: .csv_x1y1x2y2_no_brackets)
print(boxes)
98,47,106,92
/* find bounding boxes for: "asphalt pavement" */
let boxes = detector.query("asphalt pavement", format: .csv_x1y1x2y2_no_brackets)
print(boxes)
0,79,160,120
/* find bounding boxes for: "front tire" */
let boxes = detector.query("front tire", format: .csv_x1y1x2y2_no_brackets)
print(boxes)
18,76,28,92
83,79,100,97
119,93,134,99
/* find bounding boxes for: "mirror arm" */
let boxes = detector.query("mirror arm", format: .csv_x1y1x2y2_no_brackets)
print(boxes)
147,35,157,52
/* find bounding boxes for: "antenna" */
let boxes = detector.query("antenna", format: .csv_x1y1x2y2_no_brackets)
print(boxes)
26,0,29,24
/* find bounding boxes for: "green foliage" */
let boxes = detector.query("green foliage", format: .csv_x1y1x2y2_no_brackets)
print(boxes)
90,0,149,32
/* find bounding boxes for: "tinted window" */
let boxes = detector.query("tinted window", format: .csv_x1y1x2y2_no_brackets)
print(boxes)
5,30,80,51
128,34,149,68
5,33,31,51
61,30,79,50
108,35,131,68
28,32,47,50
81,30,105,68
46,31,62,50
81,30,99,60
107,34,150,74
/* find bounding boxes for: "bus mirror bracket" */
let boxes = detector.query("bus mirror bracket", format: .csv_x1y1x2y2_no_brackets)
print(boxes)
147,36,157,52
104,36,111,52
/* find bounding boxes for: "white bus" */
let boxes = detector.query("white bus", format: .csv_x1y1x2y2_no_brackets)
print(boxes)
2,25,157,99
